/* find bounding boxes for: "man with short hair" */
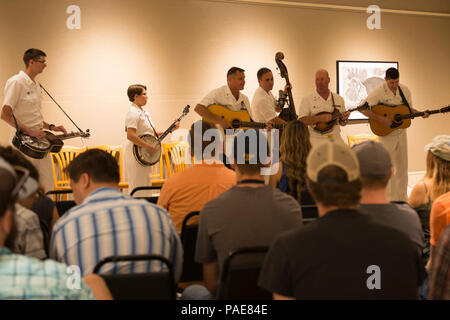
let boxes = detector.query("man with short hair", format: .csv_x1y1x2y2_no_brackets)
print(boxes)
194,67,251,130
1,48,67,193
0,156,111,300
362,67,429,202
157,120,236,233
259,140,426,299
182,130,302,299
251,68,287,125
50,149,183,280
298,69,349,147
353,140,425,253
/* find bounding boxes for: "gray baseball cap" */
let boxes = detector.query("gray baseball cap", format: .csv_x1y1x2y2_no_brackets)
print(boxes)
424,135,450,161
352,140,392,177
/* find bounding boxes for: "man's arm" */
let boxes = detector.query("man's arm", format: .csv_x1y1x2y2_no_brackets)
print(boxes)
82,274,114,300
194,104,229,130
361,109,392,128
299,113,333,126
1,105,47,139
203,262,219,295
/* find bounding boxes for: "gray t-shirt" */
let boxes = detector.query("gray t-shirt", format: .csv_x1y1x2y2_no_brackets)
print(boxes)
195,185,302,274
358,203,425,251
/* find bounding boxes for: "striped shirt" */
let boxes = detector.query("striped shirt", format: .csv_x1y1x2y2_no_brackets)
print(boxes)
0,247,94,300
50,187,183,281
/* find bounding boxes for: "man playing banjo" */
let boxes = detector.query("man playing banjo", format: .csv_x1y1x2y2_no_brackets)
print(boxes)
124,84,179,194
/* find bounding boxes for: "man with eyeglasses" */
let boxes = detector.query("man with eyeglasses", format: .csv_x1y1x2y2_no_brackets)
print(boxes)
0,156,112,300
1,48,67,193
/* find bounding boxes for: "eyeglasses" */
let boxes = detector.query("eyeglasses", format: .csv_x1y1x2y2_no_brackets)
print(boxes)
11,165,30,200
35,60,46,64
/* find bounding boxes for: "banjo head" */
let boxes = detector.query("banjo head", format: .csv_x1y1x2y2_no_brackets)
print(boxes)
133,134,162,166
21,135,52,150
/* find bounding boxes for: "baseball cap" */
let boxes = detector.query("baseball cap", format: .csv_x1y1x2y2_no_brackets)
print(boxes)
306,139,360,183
352,140,392,177
424,135,450,161
0,156,38,200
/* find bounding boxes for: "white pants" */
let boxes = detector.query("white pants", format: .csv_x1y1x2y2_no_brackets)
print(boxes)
125,142,152,195
379,129,408,202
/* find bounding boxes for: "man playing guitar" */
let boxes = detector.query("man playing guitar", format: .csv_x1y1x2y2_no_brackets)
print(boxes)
362,67,429,202
1,48,67,192
298,69,350,147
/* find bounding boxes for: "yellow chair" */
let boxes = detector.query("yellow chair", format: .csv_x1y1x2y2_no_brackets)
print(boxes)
347,134,379,147
150,153,166,187
162,141,192,177
89,145,129,190
50,146,86,199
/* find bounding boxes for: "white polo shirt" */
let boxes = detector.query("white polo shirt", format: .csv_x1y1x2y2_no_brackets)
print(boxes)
125,103,155,137
3,70,44,132
298,90,345,137
199,85,251,118
365,82,412,107
251,86,278,123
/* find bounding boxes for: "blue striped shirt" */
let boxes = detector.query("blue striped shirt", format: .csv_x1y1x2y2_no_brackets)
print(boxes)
0,247,94,300
50,187,183,281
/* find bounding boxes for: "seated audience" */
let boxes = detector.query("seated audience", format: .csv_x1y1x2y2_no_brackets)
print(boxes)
428,224,450,300
182,130,303,299
409,135,450,232
0,156,111,300
158,121,235,233
0,146,46,259
353,141,425,253
430,191,450,260
50,149,183,280
259,139,426,299
269,120,311,203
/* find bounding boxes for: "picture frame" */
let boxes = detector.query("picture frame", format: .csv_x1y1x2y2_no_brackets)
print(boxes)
336,60,399,120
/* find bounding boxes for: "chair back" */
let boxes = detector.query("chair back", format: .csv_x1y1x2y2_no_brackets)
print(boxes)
151,153,166,186
50,146,86,194
347,133,379,147
89,145,128,190
93,254,176,300
217,246,271,300
130,186,162,204
180,211,203,282
162,141,191,177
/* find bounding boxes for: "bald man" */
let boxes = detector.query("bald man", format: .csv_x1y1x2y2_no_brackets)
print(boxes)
298,69,349,147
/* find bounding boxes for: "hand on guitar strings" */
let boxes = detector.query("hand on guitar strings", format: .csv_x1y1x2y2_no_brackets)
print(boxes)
171,121,180,132
219,118,230,130
29,129,47,139
52,125,68,134
144,144,157,155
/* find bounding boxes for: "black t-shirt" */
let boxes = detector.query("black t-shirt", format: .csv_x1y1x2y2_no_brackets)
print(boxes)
258,209,426,299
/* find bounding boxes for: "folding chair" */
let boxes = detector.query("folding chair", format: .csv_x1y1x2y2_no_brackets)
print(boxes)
93,254,176,300
180,211,203,283
217,246,271,300
347,134,379,147
162,141,192,177
45,190,76,217
130,186,162,204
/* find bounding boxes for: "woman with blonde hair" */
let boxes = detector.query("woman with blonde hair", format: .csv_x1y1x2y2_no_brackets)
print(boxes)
409,135,450,231
270,120,311,203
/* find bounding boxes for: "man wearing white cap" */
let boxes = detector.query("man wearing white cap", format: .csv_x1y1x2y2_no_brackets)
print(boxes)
258,139,426,299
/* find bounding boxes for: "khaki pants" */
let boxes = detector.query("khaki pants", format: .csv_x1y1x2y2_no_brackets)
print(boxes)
379,129,408,202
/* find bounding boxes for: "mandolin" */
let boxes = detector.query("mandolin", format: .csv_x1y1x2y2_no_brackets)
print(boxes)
313,104,370,134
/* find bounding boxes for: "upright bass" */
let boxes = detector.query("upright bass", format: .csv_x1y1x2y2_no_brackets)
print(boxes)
275,52,297,122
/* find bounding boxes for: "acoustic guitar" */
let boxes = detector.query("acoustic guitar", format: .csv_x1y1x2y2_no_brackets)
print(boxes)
205,104,283,130
369,105,450,136
12,130,90,159
133,105,190,166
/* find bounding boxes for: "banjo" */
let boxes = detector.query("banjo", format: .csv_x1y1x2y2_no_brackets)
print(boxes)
133,105,190,166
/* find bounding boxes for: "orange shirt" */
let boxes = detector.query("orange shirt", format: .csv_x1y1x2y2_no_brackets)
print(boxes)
157,162,236,233
430,191,450,246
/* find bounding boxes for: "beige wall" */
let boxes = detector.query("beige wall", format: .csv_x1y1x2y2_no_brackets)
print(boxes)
0,0,449,171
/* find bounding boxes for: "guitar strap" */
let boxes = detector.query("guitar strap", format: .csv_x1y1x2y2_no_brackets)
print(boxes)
144,111,160,140
398,86,412,113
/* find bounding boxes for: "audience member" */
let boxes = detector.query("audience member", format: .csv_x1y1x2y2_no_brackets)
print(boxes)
0,146,46,259
353,141,425,253
182,130,302,299
259,140,426,299
430,191,450,260
409,135,450,232
428,224,450,300
0,156,111,300
50,149,183,280
270,120,311,203
157,121,235,233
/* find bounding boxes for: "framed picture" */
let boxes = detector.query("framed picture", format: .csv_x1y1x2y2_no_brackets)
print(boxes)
337,60,399,120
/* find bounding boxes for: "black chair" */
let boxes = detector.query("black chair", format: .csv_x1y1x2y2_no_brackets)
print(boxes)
217,246,271,300
46,190,77,217
130,186,162,204
93,254,176,300
180,211,203,282
301,204,319,224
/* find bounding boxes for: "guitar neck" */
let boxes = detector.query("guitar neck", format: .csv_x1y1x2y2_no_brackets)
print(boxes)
57,132,83,140
158,108,189,141
399,109,441,120
238,121,284,129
